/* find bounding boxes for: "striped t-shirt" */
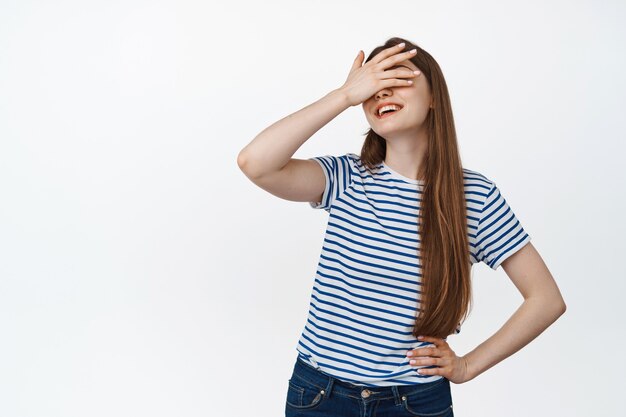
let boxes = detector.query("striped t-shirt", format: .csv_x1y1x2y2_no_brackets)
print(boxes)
295,152,531,387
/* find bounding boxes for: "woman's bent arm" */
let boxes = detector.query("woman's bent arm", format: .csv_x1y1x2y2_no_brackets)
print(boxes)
237,88,351,179
462,243,566,381
463,294,565,381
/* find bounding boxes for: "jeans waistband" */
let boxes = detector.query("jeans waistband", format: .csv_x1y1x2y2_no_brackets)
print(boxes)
292,356,449,404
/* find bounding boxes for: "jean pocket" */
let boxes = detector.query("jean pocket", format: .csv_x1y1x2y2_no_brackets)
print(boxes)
285,375,327,410
401,379,453,416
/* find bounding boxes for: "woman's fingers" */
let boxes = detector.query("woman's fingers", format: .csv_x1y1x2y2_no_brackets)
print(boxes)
339,44,418,106
408,353,442,365
345,50,363,81
377,68,420,80
370,42,408,65
417,335,446,347
376,48,418,71
406,346,441,360
404,336,471,382
351,50,363,70
406,337,449,366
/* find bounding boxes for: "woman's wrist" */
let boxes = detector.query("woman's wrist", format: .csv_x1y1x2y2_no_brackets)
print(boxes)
327,87,353,110
461,354,478,381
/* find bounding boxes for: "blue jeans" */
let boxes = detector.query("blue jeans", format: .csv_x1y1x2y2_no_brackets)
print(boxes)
285,356,454,417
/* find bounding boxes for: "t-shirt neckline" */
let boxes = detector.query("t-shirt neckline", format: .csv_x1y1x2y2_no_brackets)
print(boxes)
382,161,425,185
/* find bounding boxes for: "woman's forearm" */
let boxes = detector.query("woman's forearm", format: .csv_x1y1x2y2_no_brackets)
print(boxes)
463,296,566,381
237,88,351,179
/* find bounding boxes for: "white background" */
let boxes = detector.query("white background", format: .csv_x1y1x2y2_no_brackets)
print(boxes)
1,0,624,416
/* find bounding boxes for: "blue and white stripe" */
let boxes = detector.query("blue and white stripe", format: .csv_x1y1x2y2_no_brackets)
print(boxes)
296,152,531,387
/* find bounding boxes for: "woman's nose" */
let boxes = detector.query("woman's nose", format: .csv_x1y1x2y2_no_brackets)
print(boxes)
375,88,392,100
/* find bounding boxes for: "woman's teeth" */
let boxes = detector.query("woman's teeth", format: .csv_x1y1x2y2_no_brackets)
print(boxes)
379,109,400,118
378,104,402,118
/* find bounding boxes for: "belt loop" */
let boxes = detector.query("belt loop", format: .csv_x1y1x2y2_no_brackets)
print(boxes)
324,376,335,399
392,385,402,406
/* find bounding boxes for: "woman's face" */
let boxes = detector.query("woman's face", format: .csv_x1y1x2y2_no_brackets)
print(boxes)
361,57,432,139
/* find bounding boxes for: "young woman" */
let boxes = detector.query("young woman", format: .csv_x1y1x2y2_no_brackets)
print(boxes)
238,37,566,417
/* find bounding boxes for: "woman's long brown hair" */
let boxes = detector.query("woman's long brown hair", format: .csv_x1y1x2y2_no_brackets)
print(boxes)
361,37,472,339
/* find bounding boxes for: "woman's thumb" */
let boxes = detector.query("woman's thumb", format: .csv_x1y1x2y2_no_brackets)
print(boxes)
352,50,363,69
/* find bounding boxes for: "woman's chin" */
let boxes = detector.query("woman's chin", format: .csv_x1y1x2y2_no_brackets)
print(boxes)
372,125,405,137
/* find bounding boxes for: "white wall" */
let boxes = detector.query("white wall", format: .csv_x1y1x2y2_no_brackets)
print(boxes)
0,0,624,416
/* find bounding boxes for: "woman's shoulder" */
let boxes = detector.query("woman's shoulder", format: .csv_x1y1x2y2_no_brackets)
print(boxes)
346,152,361,163
462,167,496,190
344,152,384,177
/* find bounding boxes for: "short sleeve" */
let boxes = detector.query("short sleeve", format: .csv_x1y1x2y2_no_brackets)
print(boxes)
475,181,531,270
308,154,354,213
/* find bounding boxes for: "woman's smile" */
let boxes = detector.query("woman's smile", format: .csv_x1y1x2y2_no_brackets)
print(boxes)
376,107,403,120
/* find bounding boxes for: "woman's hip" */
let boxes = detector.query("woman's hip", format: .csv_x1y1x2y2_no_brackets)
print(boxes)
285,356,454,417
